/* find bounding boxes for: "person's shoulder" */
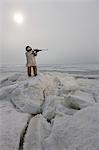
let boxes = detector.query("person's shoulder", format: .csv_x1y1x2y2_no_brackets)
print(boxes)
25,51,29,56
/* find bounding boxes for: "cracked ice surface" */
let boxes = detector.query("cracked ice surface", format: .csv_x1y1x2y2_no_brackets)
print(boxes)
43,106,99,150
0,101,30,150
23,114,51,150
0,71,99,150
11,72,79,114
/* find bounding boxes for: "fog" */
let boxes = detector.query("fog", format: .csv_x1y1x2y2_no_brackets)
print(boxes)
0,0,99,65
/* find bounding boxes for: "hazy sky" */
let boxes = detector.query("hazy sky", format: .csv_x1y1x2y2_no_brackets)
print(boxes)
0,0,99,65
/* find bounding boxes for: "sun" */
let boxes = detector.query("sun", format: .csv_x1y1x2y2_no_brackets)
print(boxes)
14,13,23,24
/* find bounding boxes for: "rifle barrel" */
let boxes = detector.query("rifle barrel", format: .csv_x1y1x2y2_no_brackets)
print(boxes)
41,49,48,51
33,49,48,52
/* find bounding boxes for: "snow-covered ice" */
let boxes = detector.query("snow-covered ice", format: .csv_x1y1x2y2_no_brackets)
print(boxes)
0,64,99,150
64,90,95,110
0,101,30,150
23,114,51,150
43,106,99,150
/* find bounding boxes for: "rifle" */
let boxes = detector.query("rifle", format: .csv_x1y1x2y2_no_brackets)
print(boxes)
33,49,48,53
32,49,48,56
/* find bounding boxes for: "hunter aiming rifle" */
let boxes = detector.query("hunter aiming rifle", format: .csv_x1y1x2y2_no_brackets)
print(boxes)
25,46,48,76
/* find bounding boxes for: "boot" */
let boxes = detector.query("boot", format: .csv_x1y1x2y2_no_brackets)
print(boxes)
27,67,31,77
33,66,37,76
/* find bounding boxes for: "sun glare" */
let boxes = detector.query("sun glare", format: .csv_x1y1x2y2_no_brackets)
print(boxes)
14,13,23,24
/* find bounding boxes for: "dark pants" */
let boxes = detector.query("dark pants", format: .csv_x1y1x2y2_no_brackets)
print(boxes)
27,66,37,77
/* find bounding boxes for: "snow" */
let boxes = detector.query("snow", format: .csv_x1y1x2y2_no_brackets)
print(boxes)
0,101,30,150
64,90,95,109
10,72,78,114
23,114,51,150
0,68,99,150
43,106,99,150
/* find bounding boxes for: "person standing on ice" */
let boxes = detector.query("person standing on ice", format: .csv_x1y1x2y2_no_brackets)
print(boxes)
25,46,37,77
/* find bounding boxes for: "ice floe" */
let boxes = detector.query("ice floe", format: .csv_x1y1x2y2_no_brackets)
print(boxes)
0,71,99,150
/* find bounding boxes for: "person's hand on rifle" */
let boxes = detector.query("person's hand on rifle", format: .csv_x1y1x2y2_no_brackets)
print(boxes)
32,50,37,56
